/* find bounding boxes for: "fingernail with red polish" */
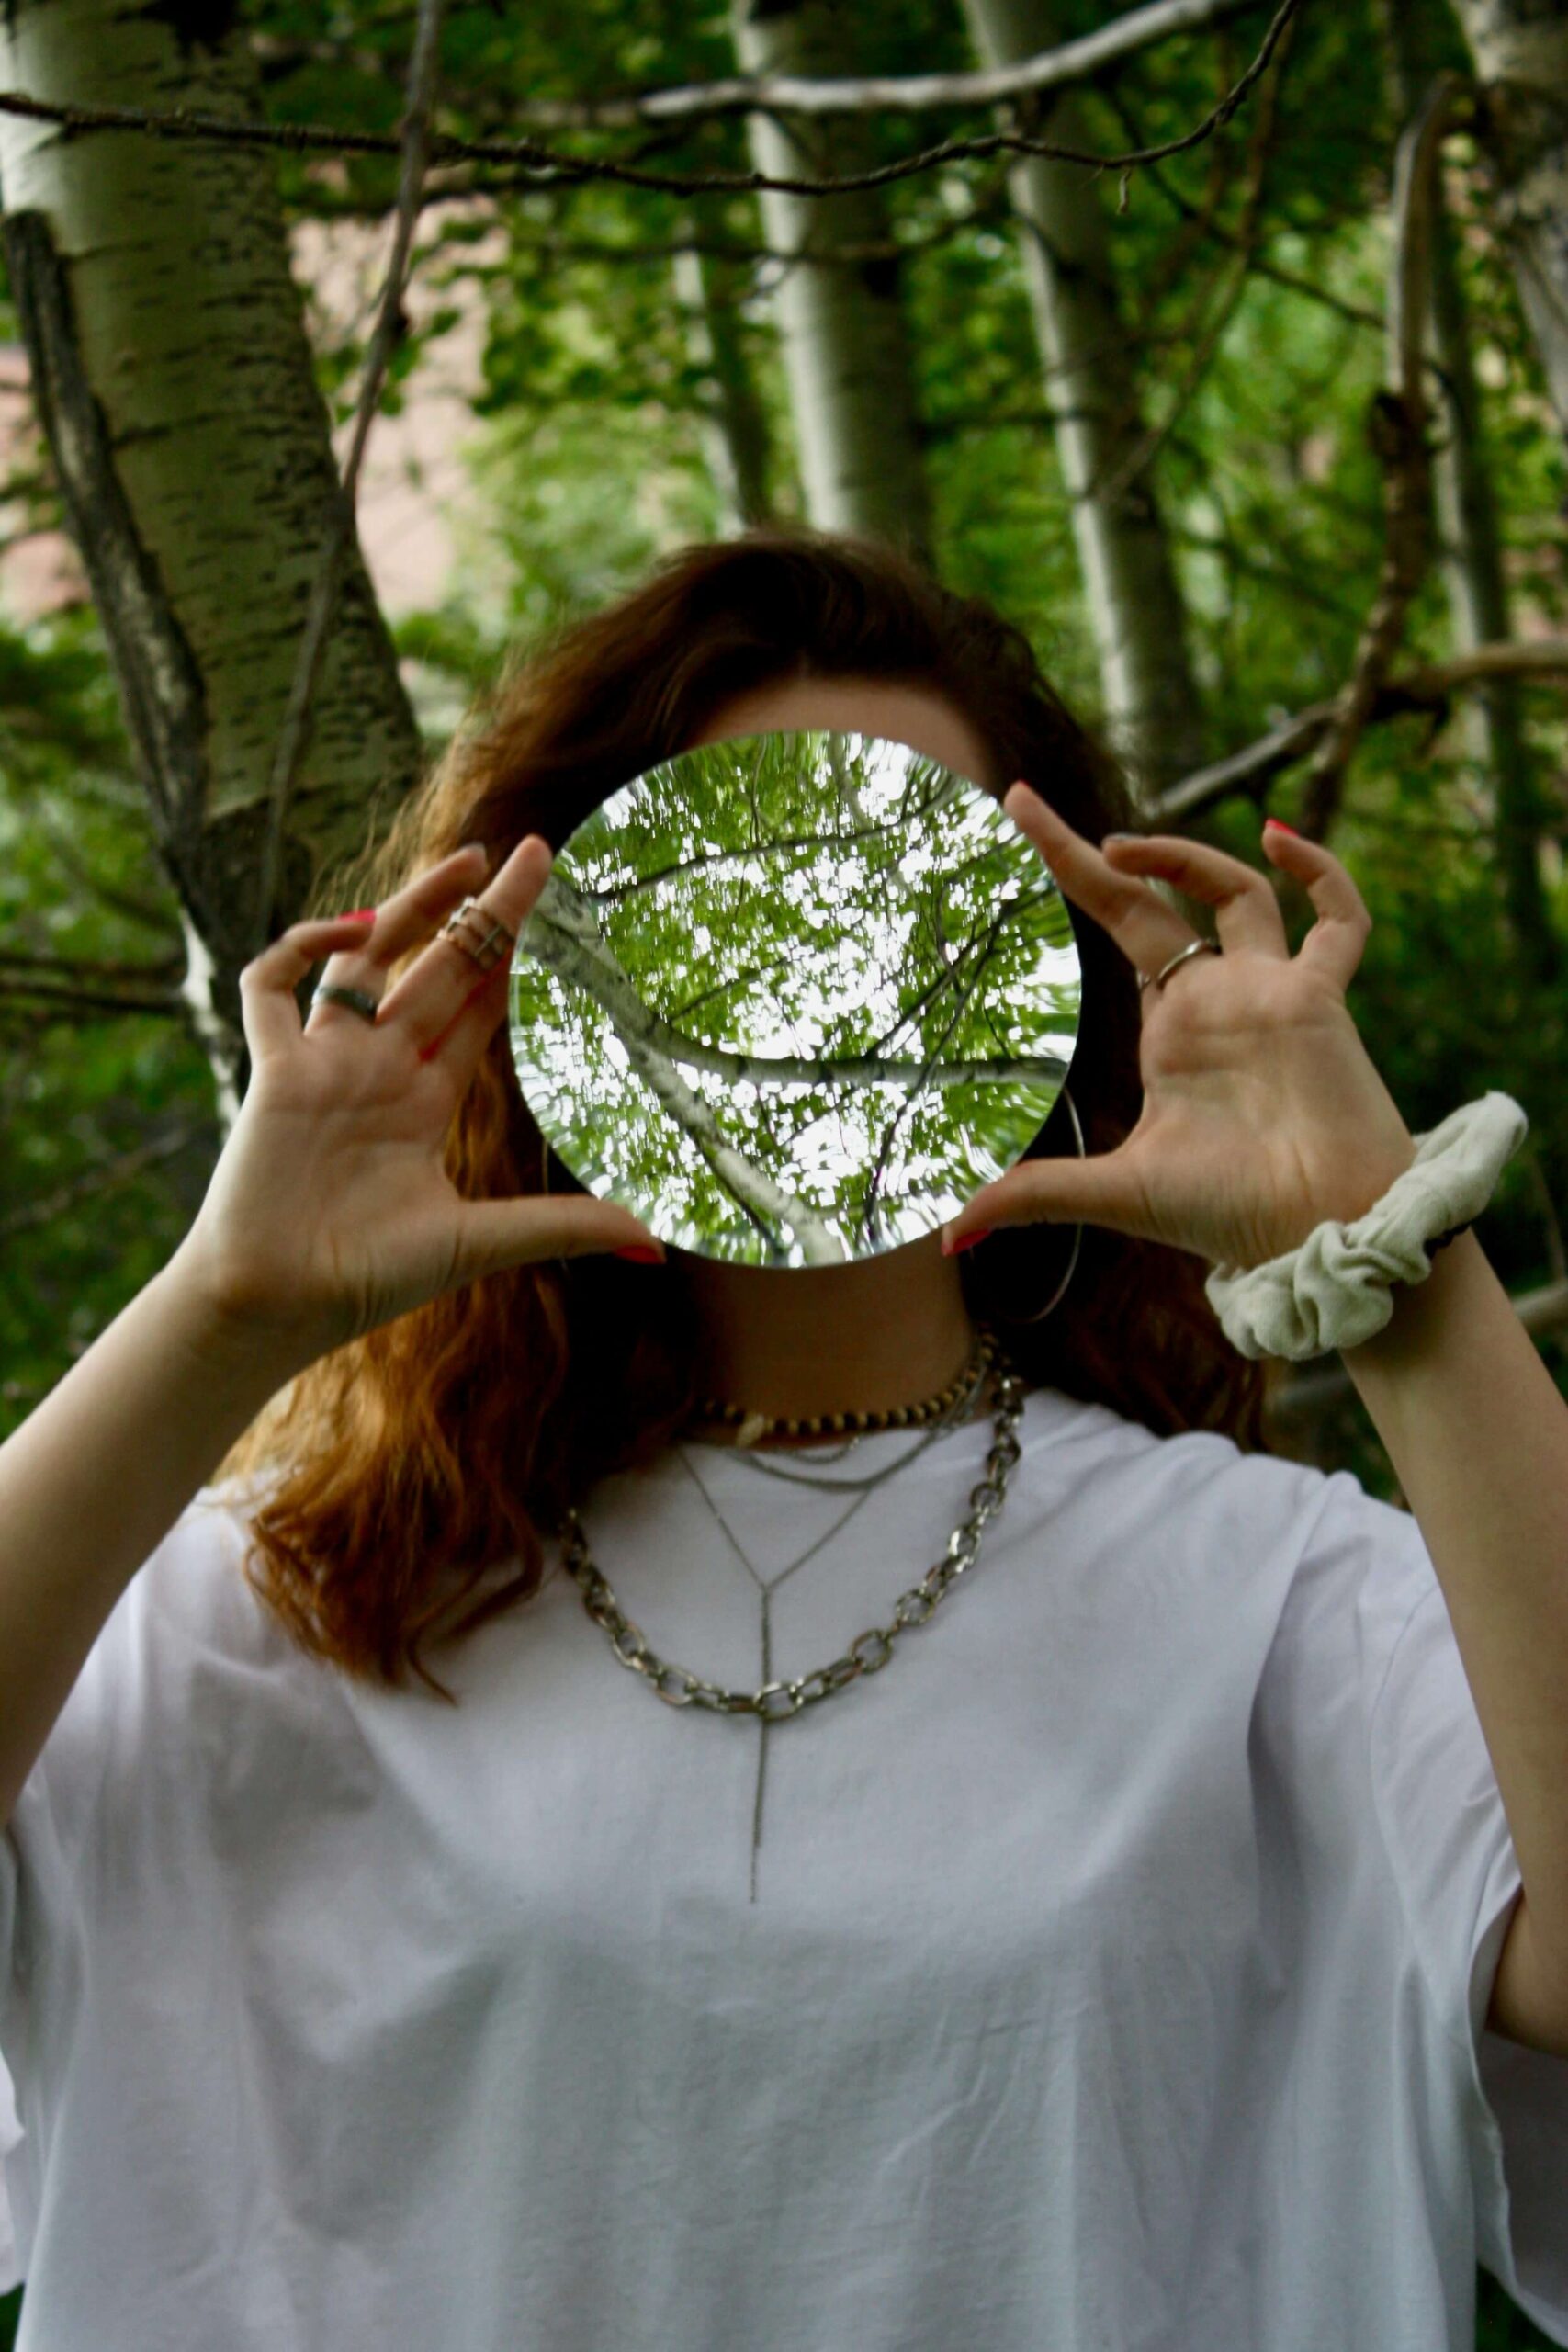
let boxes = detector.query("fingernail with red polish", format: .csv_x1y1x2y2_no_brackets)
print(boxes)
1264,820,1299,836
342,908,377,922
942,1227,993,1257
614,1245,666,1264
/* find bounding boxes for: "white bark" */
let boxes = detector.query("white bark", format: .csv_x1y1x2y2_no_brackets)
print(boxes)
485,0,1273,129
730,0,932,560
961,0,1207,795
1382,1,1559,993
525,874,1069,1095
1454,0,1568,442
0,0,420,1123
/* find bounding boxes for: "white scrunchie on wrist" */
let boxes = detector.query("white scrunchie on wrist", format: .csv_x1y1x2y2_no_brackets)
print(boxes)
1203,1091,1529,1362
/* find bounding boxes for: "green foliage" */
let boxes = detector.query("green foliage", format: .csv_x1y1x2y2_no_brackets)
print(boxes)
0,616,222,1442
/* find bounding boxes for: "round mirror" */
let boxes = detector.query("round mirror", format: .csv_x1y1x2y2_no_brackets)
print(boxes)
509,730,1081,1266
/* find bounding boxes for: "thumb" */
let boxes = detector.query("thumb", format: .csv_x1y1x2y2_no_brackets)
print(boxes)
940,1149,1144,1254
453,1196,668,1284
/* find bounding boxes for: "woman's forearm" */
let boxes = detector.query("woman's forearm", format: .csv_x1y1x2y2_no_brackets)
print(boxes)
1342,1229,1568,2023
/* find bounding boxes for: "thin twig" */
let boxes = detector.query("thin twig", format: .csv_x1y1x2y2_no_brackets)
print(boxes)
0,0,1304,206
248,0,446,958
1100,85,1387,334
1089,10,1290,508
250,0,1272,129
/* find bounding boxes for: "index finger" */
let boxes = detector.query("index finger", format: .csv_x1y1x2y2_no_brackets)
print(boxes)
1002,781,1197,969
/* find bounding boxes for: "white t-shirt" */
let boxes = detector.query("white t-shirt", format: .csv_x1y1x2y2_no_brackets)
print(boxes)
1,1382,1565,2349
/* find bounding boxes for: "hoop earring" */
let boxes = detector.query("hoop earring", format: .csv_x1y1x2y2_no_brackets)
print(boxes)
963,1080,1086,1327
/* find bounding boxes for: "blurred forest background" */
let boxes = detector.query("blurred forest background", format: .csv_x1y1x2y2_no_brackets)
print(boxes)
0,0,1565,2338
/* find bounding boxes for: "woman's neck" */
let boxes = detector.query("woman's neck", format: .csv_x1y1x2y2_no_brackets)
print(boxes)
674,1230,984,1443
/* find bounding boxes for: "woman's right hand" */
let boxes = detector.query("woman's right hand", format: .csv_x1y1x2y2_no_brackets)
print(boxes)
171,838,668,1374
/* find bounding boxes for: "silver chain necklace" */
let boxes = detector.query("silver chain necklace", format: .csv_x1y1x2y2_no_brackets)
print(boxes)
556,1328,1027,1721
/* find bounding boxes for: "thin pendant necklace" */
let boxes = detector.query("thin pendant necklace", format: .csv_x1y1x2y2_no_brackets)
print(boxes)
671,1345,1002,1905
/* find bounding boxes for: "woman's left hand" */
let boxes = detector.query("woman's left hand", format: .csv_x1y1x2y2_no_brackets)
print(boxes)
940,786,1420,1276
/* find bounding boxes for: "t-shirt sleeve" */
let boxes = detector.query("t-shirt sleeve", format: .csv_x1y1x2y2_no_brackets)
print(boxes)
1320,1467,1568,2344
0,1483,260,2298
0,1679,117,2297
0,1745,82,2299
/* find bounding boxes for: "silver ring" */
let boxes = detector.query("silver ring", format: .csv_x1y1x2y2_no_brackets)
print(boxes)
435,895,517,974
310,983,381,1023
1138,939,1220,995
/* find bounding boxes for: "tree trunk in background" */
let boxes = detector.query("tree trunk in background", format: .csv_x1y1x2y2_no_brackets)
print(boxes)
0,0,422,1128
1384,0,1561,992
729,0,932,563
672,243,775,529
961,0,1206,798
1453,0,1568,445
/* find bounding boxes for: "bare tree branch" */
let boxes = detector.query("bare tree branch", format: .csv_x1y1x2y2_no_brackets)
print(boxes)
1089,6,1291,508
1296,72,1473,836
1156,637,1568,822
250,0,1275,128
0,0,1304,205
1100,81,1388,334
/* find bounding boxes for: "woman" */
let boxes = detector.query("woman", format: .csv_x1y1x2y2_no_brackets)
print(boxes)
0,530,1562,2349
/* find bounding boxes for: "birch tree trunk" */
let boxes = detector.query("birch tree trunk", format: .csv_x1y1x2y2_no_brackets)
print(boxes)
960,0,1206,797
1382,0,1560,992
0,0,421,1129
1453,0,1568,444
729,0,932,561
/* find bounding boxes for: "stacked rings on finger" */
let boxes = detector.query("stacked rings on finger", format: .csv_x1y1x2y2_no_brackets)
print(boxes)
309,894,521,1026
1137,939,1221,995
436,895,518,973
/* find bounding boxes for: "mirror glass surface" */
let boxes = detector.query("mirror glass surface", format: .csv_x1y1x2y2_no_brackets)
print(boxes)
509,730,1082,1266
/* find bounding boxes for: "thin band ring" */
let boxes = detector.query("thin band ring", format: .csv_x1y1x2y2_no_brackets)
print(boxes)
310,982,380,1023
1138,939,1220,995
308,891,519,1027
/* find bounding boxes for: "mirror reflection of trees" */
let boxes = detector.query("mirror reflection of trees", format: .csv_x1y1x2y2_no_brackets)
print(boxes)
511,732,1079,1264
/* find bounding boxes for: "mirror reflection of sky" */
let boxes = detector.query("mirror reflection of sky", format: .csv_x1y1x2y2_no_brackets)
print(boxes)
510,732,1081,1267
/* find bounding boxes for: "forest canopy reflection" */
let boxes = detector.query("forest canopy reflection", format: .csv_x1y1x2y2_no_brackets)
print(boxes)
510,730,1082,1267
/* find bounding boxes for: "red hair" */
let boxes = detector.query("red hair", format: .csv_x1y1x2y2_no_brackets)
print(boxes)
214,528,1277,1702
